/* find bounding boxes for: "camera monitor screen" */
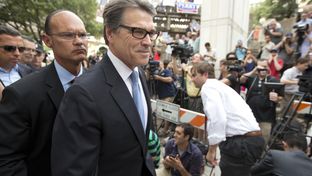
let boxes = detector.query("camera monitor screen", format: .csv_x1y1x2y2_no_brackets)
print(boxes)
262,82,285,97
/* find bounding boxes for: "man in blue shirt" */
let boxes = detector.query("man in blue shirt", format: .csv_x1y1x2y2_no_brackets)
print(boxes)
0,25,32,87
163,123,204,176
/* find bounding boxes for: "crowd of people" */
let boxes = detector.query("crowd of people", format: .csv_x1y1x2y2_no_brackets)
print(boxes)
0,0,312,176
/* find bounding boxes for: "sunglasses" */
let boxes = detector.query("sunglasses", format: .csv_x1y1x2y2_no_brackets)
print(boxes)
0,45,26,53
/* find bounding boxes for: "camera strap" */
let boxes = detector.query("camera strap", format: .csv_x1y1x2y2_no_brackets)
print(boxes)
245,77,258,102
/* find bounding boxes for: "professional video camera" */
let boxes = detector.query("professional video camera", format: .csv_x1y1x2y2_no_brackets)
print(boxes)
226,60,244,73
293,23,309,56
298,75,312,94
148,60,160,76
169,42,193,64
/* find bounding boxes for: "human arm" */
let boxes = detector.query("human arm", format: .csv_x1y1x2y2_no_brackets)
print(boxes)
251,151,274,176
153,69,174,83
270,56,283,71
201,84,227,164
240,66,258,84
171,56,182,75
0,87,29,176
163,155,191,176
206,144,218,166
280,70,299,85
51,85,101,176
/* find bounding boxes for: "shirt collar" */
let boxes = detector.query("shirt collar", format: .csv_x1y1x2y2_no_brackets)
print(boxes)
107,49,138,81
173,140,193,155
0,64,19,73
54,60,83,87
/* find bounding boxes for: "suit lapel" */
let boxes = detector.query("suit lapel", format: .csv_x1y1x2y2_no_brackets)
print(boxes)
45,64,64,109
101,56,147,151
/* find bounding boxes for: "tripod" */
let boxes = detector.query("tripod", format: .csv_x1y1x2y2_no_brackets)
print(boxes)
263,91,311,157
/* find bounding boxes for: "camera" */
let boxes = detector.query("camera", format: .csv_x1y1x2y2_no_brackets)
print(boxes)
293,23,309,50
298,75,312,94
226,60,243,73
148,60,160,76
169,42,193,64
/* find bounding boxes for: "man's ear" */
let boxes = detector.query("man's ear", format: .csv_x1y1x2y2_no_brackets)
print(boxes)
42,34,52,48
203,72,209,78
105,27,114,43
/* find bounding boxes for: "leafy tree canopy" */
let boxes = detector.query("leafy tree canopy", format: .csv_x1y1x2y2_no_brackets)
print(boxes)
0,0,102,43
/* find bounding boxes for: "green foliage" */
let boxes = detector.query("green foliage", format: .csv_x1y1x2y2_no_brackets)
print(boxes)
250,0,298,26
0,0,102,43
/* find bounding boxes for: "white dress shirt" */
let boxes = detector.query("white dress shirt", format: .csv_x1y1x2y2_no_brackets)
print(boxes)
201,79,260,145
107,49,147,130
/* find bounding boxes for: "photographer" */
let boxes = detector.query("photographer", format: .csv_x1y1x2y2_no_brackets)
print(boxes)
264,19,283,45
275,32,297,74
171,53,205,142
153,60,177,136
219,52,242,94
295,23,312,58
240,59,281,143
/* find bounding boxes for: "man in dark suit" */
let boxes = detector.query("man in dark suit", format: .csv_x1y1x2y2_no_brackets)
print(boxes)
251,133,312,176
51,0,159,175
0,25,33,87
0,10,87,176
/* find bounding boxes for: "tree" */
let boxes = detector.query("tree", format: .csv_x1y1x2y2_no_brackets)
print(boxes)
0,0,102,43
250,0,298,25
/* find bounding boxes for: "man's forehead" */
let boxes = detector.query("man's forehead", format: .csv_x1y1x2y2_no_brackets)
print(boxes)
0,34,23,44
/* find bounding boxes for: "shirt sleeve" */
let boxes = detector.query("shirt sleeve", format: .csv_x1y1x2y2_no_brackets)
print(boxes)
201,85,227,145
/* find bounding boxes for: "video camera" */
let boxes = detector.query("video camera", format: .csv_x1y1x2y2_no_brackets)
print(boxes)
169,42,193,64
226,60,244,73
298,75,312,94
148,60,160,76
293,23,309,50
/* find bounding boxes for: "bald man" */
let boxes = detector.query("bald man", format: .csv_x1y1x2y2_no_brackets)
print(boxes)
0,10,87,176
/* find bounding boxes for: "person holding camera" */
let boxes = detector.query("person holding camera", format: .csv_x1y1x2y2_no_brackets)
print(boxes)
153,60,176,136
268,48,284,80
260,35,275,60
275,32,297,74
163,123,204,176
264,19,283,45
240,59,281,144
219,52,241,94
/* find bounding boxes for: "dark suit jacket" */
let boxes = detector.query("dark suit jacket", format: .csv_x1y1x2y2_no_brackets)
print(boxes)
51,55,156,176
17,63,35,77
0,63,64,176
251,149,312,176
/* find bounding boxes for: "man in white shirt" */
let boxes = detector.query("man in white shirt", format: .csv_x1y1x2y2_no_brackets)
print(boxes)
191,62,265,176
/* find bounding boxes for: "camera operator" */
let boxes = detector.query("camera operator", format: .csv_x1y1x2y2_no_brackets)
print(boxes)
251,133,312,176
240,59,281,143
275,32,297,75
219,52,242,94
171,53,205,142
260,35,275,59
280,58,310,124
153,60,177,136
295,23,312,58
264,19,283,45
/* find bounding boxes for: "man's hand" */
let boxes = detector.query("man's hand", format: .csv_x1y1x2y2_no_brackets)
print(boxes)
269,91,278,102
206,145,218,166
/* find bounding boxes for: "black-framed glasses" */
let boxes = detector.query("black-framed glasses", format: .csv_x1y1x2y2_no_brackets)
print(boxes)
48,32,89,40
0,45,26,53
119,24,159,41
